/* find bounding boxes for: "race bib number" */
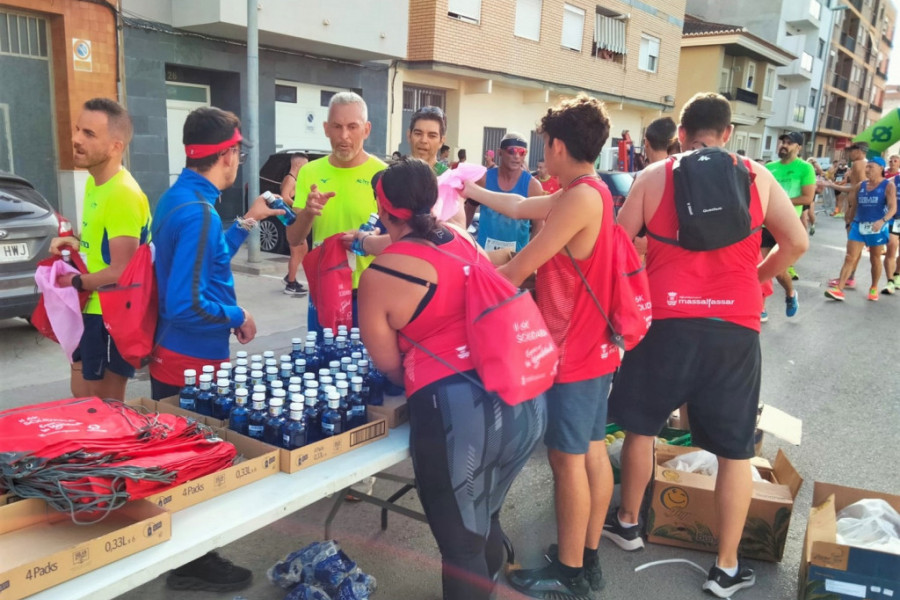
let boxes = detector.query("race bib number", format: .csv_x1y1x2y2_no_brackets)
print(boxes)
858,222,881,236
483,237,516,252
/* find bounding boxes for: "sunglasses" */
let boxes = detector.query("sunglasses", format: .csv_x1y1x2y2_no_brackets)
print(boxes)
504,147,527,157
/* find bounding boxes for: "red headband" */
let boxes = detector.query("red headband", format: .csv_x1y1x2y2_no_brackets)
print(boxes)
375,178,413,220
185,129,243,159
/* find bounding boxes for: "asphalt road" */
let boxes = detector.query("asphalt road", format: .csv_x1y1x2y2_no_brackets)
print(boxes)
1,211,897,600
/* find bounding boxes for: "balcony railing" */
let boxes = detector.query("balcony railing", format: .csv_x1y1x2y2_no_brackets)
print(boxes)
833,74,850,92
871,103,883,114
734,87,759,105
825,115,844,131
840,33,856,52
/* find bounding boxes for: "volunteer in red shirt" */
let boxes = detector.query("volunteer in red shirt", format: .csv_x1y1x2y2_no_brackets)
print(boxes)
610,93,808,598
357,158,545,600
535,159,560,194
464,94,620,598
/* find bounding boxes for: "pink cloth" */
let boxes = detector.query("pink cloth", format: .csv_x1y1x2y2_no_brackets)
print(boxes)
435,163,487,222
34,260,83,362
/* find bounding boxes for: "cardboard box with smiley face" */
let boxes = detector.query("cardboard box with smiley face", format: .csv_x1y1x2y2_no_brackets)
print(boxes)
646,444,802,562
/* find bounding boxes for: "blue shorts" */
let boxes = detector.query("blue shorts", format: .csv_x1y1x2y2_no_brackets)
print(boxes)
848,221,889,247
544,373,613,454
72,314,136,380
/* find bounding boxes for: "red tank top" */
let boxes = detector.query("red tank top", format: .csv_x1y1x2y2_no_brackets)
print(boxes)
645,157,764,331
536,176,621,383
383,232,479,396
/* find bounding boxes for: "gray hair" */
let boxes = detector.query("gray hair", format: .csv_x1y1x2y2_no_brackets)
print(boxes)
502,131,526,143
328,91,368,122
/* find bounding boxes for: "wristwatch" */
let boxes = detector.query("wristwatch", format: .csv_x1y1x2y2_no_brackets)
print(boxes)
72,274,84,291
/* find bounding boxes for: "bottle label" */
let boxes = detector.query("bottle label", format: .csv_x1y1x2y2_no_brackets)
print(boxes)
248,425,264,437
322,422,334,433
282,434,291,446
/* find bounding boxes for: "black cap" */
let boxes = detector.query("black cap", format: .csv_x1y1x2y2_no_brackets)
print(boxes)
848,141,870,152
778,131,804,145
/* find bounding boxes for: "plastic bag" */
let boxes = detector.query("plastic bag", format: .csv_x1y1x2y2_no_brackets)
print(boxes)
835,499,900,555
268,540,376,600
268,540,339,589
284,584,331,600
662,450,764,481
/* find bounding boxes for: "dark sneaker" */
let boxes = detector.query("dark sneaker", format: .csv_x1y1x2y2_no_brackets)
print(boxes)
284,280,308,296
507,562,591,599
701,562,755,598
544,544,604,591
166,552,252,592
602,511,644,551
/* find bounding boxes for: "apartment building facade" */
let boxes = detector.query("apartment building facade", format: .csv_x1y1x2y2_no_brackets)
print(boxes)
0,0,119,219
676,15,796,160
397,0,686,171
815,0,895,158
118,1,407,219
685,0,837,162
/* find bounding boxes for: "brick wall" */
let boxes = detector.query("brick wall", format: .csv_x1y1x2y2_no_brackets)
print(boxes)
408,0,685,106
2,0,118,170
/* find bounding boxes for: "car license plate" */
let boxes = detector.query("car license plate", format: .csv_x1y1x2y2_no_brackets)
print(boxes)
0,242,29,263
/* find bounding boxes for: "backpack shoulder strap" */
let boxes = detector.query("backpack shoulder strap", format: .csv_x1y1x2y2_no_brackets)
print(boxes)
644,157,680,246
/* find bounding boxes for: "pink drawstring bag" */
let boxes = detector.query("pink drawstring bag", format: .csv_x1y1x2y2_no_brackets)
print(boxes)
34,260,84,362
434,163,487,222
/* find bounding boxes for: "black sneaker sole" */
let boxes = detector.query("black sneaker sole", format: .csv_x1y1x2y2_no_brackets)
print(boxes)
702,573,756,598
543,544,605,591
166,573,252,592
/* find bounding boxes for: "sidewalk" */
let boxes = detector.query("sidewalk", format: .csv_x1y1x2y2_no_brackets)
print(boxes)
230,248,291,276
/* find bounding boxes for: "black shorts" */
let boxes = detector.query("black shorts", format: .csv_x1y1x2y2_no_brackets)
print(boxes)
608,318,761,459
760,227,776,250
72,314,136,380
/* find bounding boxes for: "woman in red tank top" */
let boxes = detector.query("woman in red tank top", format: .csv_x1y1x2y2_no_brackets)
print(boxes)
356,158,546,600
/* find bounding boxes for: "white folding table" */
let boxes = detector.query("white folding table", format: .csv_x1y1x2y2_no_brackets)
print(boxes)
27,424,411,600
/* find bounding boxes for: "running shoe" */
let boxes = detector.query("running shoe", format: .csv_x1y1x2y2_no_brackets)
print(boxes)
602,512,645,551
827,277,855,289
824,287,845,301
832,212,845,218
544,544,604,591
283,276,308,296
702,562,756,598
785,291,799,317
882,282,896,295
893,273,900,286
760,311,769,323
787,266,799,281
166,552,252,592
507,561,592,599
809,223,815,235
868,288,879,301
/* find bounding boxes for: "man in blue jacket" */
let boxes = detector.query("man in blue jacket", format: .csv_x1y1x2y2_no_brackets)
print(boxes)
149,107,281,591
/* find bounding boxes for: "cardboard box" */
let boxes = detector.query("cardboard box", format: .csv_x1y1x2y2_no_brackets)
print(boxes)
799,482,900,600
0,499,170,600
277,418,388,474
125,398,279,511
367,395,408,429
646,445,802,562
151,396,228,429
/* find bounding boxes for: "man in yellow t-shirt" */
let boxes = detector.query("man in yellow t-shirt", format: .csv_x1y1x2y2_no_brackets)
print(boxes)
287,92,386,334
51,98,150,400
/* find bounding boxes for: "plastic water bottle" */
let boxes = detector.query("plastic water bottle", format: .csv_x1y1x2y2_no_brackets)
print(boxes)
212,378,234,420
61,249,73,264
263,394,287,447
265,366,279,393
280,362,293,385
351,213,379,256
349,332,363,353
247,393,267,440
235,350,248,363
263,350,275,361
249,369,264,389
179,369,199,411
345,364,359,380
335,336,349,360
357,360,371,402
329,360,341,376
262,190,297,226
348,376,367,429
303,340,321,374
195,374,215,416
293,358,307,378
282,399,307,450
322,332,338,364
335,380,351,430
219,361,233,380
303,388,322,444
302,371,316,391
229,388,250,435
340,357,353,373
290,338,303,362
201,364,216,381
233,373,248,393
321,391,345,438
250,353,263,364
365,364,385,406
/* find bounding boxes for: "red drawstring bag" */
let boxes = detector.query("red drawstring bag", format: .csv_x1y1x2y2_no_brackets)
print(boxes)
98,243,158,369
31,252,90,343
402,237,558,406
302,234,354,331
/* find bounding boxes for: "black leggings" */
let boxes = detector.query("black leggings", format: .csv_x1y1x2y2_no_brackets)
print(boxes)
408,372,546,600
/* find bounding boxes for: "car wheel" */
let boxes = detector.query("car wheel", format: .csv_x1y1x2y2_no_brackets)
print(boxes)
259,217,286,254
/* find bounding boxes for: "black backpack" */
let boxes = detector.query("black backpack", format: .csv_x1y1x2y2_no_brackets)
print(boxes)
649,147,758,251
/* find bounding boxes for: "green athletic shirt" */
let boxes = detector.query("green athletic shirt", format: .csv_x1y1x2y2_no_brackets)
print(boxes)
294,155,386,287
766,158,816,217
79,168,151,315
